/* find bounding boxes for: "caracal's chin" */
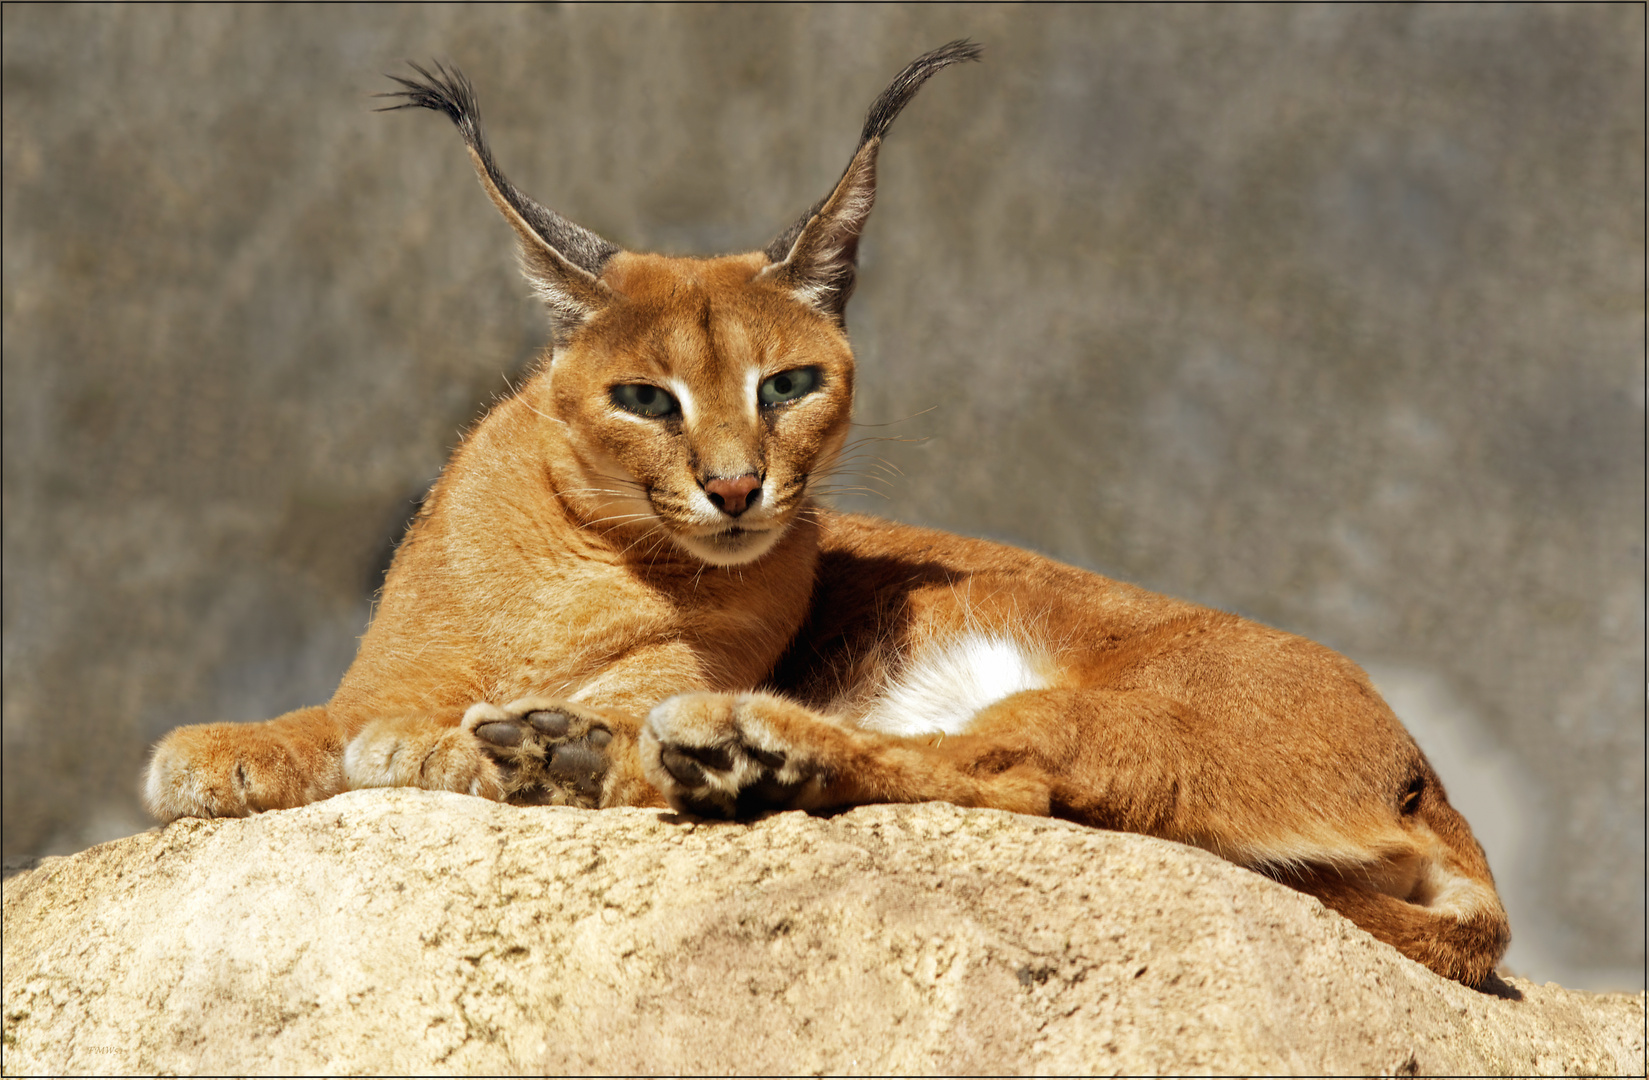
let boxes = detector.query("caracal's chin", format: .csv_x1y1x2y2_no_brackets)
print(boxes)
672,524,786,567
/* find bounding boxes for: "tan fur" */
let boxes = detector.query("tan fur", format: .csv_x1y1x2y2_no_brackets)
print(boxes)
144,50,1509,987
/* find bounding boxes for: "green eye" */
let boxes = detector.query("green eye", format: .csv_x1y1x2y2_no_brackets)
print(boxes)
610,384,679,417
759,367,821,407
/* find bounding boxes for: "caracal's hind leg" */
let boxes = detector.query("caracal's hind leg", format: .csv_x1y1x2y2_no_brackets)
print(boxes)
1284,861,1510,987
639,691,1053,818
958,686,1509,984
143,705,347,822
1265,770,1511,987
346,698,661,809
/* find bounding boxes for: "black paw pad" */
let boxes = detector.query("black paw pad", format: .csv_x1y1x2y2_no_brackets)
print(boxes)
548,741,604,779
474,721,525,748
656,739,805,819
477,709,615,808
677,792,736,820
545,740,604,799
659,742,739,787
660,746,709,787
526,710,571,738
740,773,803,810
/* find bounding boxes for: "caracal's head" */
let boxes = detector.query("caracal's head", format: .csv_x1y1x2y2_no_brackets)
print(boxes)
382,43,980,566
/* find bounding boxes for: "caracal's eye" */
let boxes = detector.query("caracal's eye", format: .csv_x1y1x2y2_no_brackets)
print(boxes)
610,383,680,418
758,367,821,408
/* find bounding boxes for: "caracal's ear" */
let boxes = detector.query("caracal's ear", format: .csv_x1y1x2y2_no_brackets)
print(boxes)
379,61,617,342
759,40,982,324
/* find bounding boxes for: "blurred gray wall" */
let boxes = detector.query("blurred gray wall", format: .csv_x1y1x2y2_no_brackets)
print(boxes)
4,5,1642,989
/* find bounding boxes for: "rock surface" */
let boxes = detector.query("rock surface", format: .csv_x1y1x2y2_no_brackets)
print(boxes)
3,790,1642,1075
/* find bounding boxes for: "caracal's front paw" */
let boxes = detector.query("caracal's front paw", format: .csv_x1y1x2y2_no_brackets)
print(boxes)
144,721,338,823
640,692,833,819
464,698,625,809
343,713,508,801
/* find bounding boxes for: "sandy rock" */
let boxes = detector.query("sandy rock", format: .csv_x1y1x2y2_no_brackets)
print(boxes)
3,790,1641,1075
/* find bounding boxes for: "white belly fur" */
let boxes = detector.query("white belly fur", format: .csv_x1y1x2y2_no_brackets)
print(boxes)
854,632,1051,737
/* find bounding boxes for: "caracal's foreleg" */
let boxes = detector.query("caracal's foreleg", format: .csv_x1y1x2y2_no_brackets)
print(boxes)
344,698,662,810
145,696,663,822
639,691,1056,819
144,704,498,821
143,706,349,822
638,687,1214,825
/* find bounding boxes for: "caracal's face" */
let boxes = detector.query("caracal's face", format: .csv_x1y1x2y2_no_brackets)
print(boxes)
548,251,856,566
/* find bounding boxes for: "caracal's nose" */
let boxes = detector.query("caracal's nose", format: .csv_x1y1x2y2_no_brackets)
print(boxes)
704,473,762,516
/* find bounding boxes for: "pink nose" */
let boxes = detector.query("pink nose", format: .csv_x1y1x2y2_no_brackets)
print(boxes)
704,473,761,516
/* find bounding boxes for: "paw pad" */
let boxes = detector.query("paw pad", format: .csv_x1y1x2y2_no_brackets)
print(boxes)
472,706,613,807
651,734,806,819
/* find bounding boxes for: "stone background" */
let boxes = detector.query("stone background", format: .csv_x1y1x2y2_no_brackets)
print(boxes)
3,4,1641,988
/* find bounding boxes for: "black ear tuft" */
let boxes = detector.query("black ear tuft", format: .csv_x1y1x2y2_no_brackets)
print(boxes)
377,59,480,130
760,42,981,322
858,39,983,146
378,61,620,283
